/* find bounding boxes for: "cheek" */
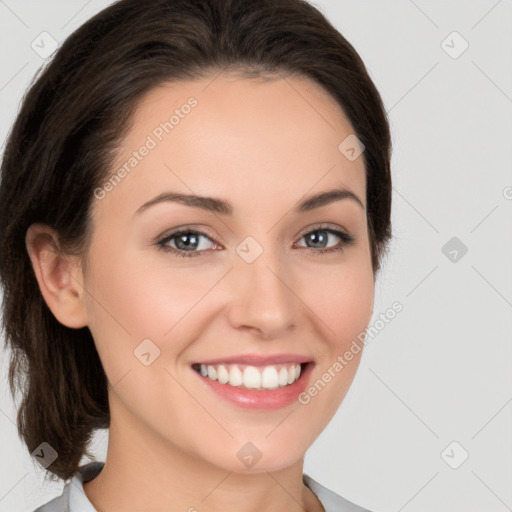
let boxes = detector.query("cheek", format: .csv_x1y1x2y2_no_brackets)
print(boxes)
85,240,207,337
82,245,233,396
322,271,374,341
298,252,374,347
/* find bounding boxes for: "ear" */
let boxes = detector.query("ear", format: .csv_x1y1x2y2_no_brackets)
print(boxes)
25,223,88,329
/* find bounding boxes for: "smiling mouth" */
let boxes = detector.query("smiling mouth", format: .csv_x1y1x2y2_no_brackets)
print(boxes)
191,362,310,391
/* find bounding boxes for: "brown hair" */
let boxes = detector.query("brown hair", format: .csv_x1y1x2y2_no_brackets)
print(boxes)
0,0,392,481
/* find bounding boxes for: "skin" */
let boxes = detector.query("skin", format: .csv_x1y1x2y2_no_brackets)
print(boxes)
26,72,374,512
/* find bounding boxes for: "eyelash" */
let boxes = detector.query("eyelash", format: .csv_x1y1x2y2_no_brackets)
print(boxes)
155,225,355,258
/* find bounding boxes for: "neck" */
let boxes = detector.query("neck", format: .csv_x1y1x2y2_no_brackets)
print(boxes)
82,400,324,512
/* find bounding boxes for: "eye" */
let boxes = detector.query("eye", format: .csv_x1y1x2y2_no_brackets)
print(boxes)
294,226,355,255
156,225,355,258
156,229,219,258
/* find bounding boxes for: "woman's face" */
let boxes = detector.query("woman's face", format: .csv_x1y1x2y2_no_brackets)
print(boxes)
79,72,374,473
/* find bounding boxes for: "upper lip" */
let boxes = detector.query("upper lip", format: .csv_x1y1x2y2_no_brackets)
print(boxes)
193,353,314,366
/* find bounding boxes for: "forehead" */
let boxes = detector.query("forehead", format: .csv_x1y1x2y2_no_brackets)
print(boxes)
100,72,366,217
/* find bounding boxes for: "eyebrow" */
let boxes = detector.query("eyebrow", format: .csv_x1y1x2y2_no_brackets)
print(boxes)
133,187,365,217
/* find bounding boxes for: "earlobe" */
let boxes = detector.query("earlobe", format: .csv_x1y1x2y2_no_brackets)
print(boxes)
25,223,88,329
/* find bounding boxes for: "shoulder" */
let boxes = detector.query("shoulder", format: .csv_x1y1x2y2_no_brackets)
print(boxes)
33,491,69,512
33,462,104,512
303,473,371,512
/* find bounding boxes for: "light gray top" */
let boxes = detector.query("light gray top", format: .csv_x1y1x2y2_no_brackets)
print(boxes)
33,462,369,512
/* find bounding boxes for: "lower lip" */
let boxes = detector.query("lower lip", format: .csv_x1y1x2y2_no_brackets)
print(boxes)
193,363,315,410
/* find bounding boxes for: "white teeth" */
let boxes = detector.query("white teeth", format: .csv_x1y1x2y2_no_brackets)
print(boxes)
229,365,243,386
217,364,230,384
287,365,296,384
197,363,303,390
261,366,279,389
207,365,217,380
278,367,288,386
243,366,261,389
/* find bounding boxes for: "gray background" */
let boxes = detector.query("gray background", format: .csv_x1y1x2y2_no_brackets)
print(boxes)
1,1,511,511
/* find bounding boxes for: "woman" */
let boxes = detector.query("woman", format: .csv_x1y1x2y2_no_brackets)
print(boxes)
0,0,392,510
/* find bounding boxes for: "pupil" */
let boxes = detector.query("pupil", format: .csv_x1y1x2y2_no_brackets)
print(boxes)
308,231,327,248
176,233,198,250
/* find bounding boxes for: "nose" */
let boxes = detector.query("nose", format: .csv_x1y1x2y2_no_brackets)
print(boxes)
225,244,299,340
